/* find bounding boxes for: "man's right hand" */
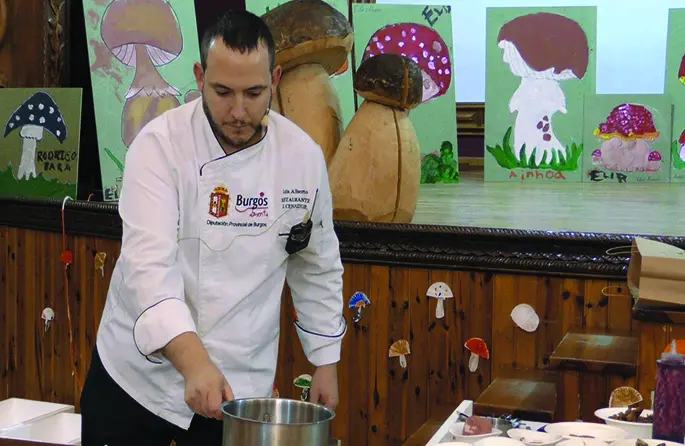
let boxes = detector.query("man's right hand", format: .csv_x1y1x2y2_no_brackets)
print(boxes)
161,332,235,420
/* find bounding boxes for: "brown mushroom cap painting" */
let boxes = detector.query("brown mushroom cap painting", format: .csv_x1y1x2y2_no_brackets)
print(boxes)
389,339,411,368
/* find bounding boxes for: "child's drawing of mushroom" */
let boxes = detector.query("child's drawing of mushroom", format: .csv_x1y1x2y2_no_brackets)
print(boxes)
510,303,539,333
3,91,67,180
389,339,411,368
348,291,371,323
592,104,661,172
426,281,453,319
262,0,354,165
361,22,452,104
497,13,589,165
293,374,312,401
679,55,685,85
465,337,489,372
678,130,685,163
101,0,183,148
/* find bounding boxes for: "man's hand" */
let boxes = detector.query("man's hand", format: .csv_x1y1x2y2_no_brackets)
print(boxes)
309,363,338,410
162,332,235,420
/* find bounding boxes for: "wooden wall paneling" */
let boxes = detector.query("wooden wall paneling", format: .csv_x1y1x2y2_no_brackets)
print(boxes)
405,269,430,434
367,265,390,446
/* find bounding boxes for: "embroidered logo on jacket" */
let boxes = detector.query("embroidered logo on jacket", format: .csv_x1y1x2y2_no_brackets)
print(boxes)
235,192,269,217
209,185,230,218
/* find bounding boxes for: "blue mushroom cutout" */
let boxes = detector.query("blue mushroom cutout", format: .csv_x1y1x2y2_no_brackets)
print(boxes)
427,282,453,319
349,292,371,323
3,91,67,180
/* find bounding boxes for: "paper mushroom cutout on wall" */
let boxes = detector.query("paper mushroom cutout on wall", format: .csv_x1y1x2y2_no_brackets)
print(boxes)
427,281,453,319
609,386,643,408
465,337,489,372
262,0,353,166
510,303,539,333
328,53,423,224
349,291,371,323
293,374,312,401
101,0,183,148
389,339,411,368
3,91,67,180
41,307,55,332
592,104,662,173
362,23,452,104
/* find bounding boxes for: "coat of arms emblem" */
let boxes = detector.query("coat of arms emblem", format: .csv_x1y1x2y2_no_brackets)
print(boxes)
209,185,230,218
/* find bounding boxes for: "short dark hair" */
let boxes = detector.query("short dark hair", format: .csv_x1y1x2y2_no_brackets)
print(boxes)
200,10,276,71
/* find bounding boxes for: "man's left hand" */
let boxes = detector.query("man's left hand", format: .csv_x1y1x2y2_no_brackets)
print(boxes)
309,363,339,410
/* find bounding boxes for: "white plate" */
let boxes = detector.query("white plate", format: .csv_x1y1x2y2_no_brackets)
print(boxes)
475,438,525,446
557,439,614,446
449,422,503,444
508,428,562,446
612,440,683,446
440,443,472,446
594,408,653,439
545,422,628,443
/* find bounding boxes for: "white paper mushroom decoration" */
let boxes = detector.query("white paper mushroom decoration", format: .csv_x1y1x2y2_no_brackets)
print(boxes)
465,337,489,372
389,339,411,368
510,303,540,333
427,281,453,319
293,374,312,401
3,91,67,180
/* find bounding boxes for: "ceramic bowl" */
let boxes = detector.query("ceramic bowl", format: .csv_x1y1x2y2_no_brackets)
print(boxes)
449,422,503,444
594,408,653,439
508,428,562,446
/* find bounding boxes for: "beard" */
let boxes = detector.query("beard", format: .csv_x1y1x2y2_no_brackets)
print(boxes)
202,96,264,150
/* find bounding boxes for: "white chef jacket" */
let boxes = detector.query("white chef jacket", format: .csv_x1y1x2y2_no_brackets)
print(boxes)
95,98,346,430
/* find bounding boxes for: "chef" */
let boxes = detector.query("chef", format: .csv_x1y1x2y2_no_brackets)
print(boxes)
80,10,346,446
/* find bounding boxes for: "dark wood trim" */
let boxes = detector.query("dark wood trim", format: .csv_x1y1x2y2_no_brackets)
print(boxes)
3,197,683,278
456,102,485,136
44,0,67,87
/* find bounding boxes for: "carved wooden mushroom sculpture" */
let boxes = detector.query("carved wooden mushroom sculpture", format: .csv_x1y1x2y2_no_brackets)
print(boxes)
427,282,453,319
262,0,353,165
465,337,489,372
349,291,371,323
328,54,423,223
293,374,312,401
389,339,411,368
101,0,183,147
609,386,643,408
4,91,67,180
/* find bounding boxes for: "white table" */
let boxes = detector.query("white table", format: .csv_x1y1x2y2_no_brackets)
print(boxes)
424,400,548,445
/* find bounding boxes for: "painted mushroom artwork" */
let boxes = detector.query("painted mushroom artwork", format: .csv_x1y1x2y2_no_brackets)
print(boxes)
101,0,184,148
510,303,539,333
262,0,354,166
609,386,643,408
329,53,423,223
497,13,589,165
348,291,371,323
3,91,67,180
591,104,662,173
389,339,411,368
678,130,685,163
361,22,452,104
426,281,453,319
465,337,489,373
293,373,312,401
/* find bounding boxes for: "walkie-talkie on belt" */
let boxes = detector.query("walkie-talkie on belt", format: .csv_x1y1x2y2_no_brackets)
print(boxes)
285,189,319,255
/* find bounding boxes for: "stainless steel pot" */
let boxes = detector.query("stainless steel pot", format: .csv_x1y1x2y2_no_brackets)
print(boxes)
222,398,335,446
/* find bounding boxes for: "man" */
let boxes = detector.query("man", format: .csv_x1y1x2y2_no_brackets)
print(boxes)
80,10,346,446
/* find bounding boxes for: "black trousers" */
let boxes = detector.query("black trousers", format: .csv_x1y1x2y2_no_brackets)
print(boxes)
80,347,223,446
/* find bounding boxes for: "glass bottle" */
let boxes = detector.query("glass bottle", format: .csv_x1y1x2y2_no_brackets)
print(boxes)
653,339,685,443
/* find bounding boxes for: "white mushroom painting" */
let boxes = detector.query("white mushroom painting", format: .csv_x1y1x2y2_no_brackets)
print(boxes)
3,91,67,180
100,0,183,148
486,10,592,176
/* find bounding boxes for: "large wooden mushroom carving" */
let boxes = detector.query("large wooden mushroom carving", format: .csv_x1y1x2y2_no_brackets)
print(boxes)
262,0,353,165
328,54,423,223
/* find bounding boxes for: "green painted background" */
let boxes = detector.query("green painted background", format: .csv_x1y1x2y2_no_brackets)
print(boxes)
665,8,685,182
484,7,597,183
0,88,82,198
246,0,356,130
83,0,201,201
352,3,459,184
582,94,672,184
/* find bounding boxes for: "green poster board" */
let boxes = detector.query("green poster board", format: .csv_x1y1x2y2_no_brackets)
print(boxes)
352,3,459,184
0,88,83,199
582,94,672,184
485,7,597,183
246,0,356,130
665,8,685,182
83,0,202,201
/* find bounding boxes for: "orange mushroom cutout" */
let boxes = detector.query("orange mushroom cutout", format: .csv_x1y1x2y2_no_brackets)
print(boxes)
664,339,685,355
389,339,411,368
427,282,453,319
465,337,489,372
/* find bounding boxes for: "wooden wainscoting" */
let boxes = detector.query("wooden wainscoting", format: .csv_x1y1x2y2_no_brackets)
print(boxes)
0,226,667,446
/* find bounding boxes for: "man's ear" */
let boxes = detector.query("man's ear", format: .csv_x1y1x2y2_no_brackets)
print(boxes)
271,65,283,90
193,62,205,91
